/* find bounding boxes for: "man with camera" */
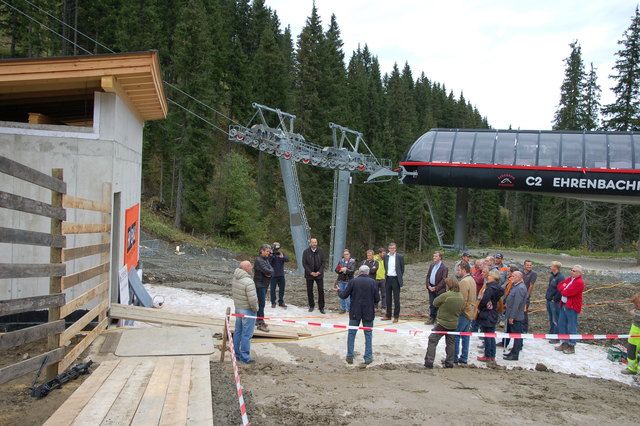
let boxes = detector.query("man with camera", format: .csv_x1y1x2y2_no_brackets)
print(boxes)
254,244,274,332
269,241,289,309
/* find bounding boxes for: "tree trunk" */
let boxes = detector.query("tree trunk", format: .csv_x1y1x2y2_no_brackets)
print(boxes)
159,157,164,203
614,204,623,252
174,158,183,228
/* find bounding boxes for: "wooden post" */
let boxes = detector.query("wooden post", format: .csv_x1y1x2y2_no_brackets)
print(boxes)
99,183,111,323
46,168,64,380
219,307,231,362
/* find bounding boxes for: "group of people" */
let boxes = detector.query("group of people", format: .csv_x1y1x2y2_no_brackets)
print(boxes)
231,241,639,373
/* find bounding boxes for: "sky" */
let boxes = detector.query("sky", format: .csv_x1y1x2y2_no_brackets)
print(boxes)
264,0,639,131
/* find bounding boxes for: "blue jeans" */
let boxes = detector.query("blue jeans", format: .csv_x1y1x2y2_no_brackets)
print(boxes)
481,325,496,358
454,315,471,362
256,287,267,324
546,300,560,334
233,308,256,363
270,276,286,305
338,281,350,311
347,319,373,361
558,305,578,346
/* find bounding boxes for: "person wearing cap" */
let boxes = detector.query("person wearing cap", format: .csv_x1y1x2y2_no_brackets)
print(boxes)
335,265,379,365
455,252,471,278
254,244,274,332
495,254,508,287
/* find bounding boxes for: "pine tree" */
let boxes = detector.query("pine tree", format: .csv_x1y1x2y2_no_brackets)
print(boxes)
602,6,640,131
582,63,601,130
553,41,585,130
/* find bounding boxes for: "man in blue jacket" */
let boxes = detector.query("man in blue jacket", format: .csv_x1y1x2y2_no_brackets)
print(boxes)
503,271,528,360
335,265,379,365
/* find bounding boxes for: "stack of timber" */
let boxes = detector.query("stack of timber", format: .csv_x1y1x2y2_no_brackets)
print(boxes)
110,304,310,339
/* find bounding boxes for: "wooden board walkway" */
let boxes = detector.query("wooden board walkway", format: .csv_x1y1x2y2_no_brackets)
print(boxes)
43,356,213,425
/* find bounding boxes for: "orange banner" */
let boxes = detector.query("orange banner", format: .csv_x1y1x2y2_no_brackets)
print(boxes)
124,203,140,271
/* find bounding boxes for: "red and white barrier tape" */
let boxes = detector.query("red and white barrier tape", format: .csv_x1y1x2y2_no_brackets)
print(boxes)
231,312,640,340
225,315,250,426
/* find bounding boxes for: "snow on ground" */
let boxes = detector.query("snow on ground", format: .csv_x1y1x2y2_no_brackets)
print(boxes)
141,284,636,386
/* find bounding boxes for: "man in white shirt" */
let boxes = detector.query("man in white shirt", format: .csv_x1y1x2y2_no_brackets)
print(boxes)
382,242,405,323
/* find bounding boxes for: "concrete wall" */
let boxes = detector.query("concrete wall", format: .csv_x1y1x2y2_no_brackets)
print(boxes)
0,91,144,307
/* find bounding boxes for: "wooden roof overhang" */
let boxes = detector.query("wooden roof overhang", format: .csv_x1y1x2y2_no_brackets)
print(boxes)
0,51,168,123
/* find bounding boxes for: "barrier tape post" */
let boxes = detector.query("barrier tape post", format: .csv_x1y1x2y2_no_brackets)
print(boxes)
225,311,250,426
230,312,640,341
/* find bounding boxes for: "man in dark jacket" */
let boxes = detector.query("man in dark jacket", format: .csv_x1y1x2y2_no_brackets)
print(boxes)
335,249,356,314
426,251,449,324
335,265,379,365
302,238,325,314
268,241,289,309
254,244,274,332
382,242,405,323
545,261,565,343
503,271,527,360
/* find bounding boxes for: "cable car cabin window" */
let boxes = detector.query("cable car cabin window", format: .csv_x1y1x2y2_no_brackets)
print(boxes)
473,132,495,164
633,134,640,169
494,132,516,165
561,134,583,168
431,132,455,162
406,131,436,162
451,132,475,163
515,133,538,166
538,133,561,167
608,134,633,169
584,134,608,168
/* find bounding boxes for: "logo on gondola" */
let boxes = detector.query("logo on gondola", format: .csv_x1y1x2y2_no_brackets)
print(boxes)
498,174,516,187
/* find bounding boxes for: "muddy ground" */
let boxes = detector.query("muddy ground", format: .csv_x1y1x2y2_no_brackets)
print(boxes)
1,236,640,425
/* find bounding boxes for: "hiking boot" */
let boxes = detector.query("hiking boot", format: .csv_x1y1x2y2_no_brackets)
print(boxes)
271,303,276,308
555,342,568,351
346,357,353,364
364,359,373,365
424,362,434,369
562,345,575,354
477,356,495,362
279,303,288,309
257,323,269,332
621,368,637,375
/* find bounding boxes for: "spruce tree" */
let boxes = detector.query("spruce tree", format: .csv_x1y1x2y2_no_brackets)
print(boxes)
582,63,601,130
602,6,640,131
553,41,585,130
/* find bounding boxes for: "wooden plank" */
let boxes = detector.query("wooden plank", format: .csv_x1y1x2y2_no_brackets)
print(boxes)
0,191,66,220
60,280,109,318
61,262,110,290
0,263,66,279
187,356,213,425
58,316,108,374
60,299,109,345
28,112,60,124
101,359,157,426
99,331,121,354
46,167,64,381
72,358,140,425
62,194,111,213
0,347,64,386
159,357,192,426
0,227,66,247
43,360,120,426
62,242,110,262
0,320,65,351
109,304,306,339
62,222,111,235
0,156,66,193
0,293,65,316
130,357,174,426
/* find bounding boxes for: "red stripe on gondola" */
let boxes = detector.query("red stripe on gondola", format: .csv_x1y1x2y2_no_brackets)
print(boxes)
399,161,640,174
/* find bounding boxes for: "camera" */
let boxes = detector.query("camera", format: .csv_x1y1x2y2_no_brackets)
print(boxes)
272,245,280,255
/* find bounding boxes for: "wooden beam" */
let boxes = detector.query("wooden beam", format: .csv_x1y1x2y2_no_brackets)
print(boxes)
60,280,108,318
60,299,109,345
0,263,66,279
62,242,110,262
0,294,65,317
0,191,66,220
28,112,61,125
0,348,64,386
187,356,214,424
62,194,111,213
61,222,111,234
0,156,66,193
131,357,174,425
0,227,66,248
101,75,144,123
0,320,65,351
61,261,110,290
109,304,308,339
160,357,192,425
57,316,108,374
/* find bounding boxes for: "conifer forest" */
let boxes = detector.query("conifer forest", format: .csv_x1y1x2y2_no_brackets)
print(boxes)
2,1,640,257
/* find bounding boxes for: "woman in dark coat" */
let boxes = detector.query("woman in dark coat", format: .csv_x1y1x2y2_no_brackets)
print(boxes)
476,269,504,362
